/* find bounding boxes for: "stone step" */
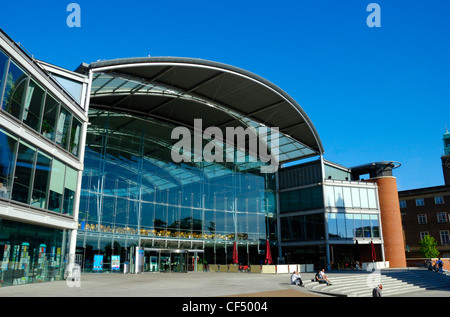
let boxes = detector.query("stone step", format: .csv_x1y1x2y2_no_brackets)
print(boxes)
302,268,450,297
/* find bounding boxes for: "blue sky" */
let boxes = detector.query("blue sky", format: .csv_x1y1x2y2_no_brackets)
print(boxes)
1,0,449,191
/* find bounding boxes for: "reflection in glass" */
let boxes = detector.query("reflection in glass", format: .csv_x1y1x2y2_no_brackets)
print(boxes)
80,110,277,244
2,61,28,120
0,128,17,199
63,166,77,215
370,214,380,237
11,141,36,203
0,50,9,101
55,106,72,149
23,80,45,131
31,151,51,209
345,214,354,238
41,94,59,141
48,159,65,213
69,117,82,156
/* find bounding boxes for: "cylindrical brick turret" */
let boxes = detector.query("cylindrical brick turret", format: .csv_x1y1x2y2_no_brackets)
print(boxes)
367,177,406,268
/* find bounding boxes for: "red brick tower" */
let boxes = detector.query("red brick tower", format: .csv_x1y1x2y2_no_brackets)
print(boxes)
351,162,406,268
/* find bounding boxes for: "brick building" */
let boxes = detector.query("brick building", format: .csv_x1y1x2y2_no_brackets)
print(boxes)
398,129,450,258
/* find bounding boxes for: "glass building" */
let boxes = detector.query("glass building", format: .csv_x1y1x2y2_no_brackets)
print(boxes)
279,160,384,269
0,29,89,286
0,28,389,283
75,57,325,273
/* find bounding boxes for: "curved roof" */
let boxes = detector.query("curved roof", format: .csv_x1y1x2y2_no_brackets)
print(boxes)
87,57,324,163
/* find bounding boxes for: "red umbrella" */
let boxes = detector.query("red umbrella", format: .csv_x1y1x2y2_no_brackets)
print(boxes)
370,241,377,262
232,241,238,264
265,240,273,265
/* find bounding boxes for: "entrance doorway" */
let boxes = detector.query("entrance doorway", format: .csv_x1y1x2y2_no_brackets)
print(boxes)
143,249,190,273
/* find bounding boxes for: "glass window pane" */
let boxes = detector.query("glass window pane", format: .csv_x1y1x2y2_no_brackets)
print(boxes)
368,188,377,209
345,214,354,238
343,187,352,208
48,159,65,213
2,61,28,120
354,214,363,237
362,214,371,237
11,141,36,204
63,166,77,216
351,188,360,208
360,188,369,208
56,106,72,149
23,80,45,131
69,117,82,156
370,214,380,237
334,186,344,207
337,213,346,238
0,50,9,101
41,94,59,141
328,213,338,239
325,186,334,207
31,151,52,209
0,128,18,199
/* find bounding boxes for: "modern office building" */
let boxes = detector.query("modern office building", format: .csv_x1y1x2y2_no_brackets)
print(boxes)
0,28,407,286
0,29,89,286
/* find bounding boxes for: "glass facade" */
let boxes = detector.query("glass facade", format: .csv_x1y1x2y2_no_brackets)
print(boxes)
78,109,277,270
0,219,66,286
327,213,380,239
280,214,325,242
0,49,82,158
0,127,78,215
0,38,87,287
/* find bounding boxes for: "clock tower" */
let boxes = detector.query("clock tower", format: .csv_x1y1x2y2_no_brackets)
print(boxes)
441,127,450,185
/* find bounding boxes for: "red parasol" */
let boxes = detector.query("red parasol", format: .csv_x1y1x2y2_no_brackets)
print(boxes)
265,240,273,265
370,241,377,262
232,241,238,264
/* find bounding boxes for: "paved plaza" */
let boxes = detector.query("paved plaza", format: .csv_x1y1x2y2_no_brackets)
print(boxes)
0,272,323,297
0,271,448,298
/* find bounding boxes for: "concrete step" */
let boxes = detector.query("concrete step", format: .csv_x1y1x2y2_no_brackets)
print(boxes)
303,268,450,297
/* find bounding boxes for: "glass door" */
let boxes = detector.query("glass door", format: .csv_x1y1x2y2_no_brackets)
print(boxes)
160,252,171,272
171,252,187,272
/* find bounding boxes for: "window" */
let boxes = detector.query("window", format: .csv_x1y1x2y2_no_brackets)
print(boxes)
62,166,77,216
41,94,59,141
48,159,65,213
2,61,29,120
0,50,9,99
31,151,52,209
420,232,429,240
399,200,406,208
418,214,427,224
11,141,37,204
0,128,18,199
416,199,425,206
69,117,82,157
440,230,450,245
435,196,444,204
437,212,447,223
55,106,72,149
22,79,45,131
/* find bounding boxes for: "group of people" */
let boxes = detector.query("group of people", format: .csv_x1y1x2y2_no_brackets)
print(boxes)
290,268,384,297
290,268,332,287
425,258,445,273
